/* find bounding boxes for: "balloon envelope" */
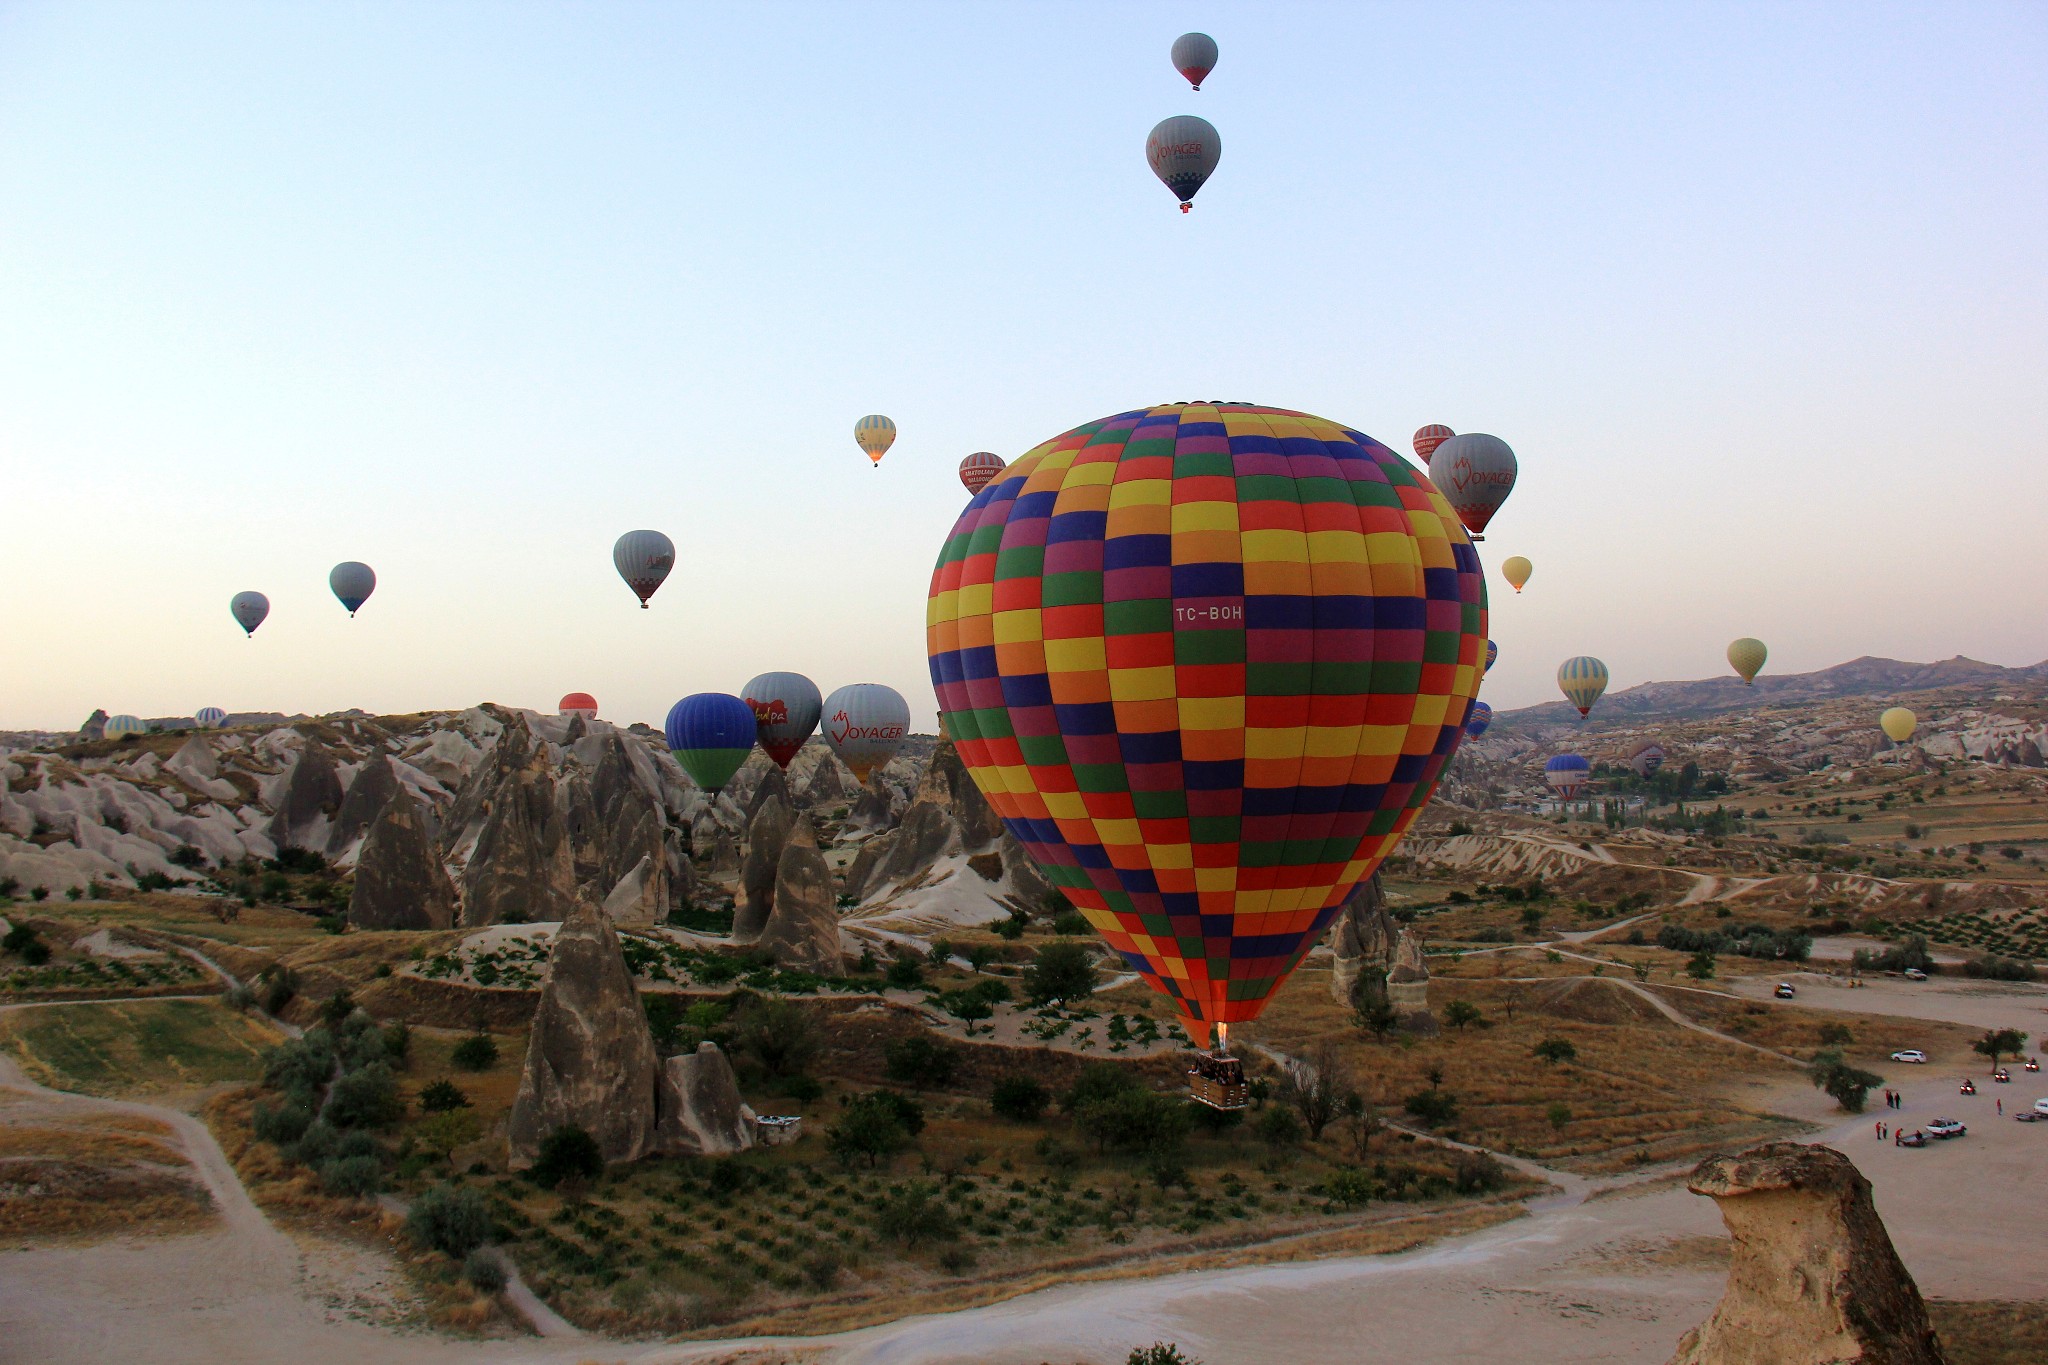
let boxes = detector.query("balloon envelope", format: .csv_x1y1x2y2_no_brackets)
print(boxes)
822,683,910,784
1429,433,1517,538
664,694,758,794
855,414,897,465
928,401,1488,1040
1727,637,1767,686
959,451,1006,495
329,561,375,615
1880,707,1918,744
742,671,824,769
195,706,227,729
1170,31,1218,89
1464,701,1493,740
1501,556,1533,593
1412,425,1454,464
1545,753,1591,799
103,714,147,740
1557,656,1609,716
1146,115,1221,210
1628,741,1666,778
230,591,270,636
1485,640,1498,674
613,530,675,607
559,693,598,720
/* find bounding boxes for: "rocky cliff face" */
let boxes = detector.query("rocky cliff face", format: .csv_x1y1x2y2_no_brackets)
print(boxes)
506,900,665,1166
458,715,578,928
327,754,400,861
735,794,793,944
266,744,344,851
1669,1142,1946,1365
756,814,845,974
347,785,455,930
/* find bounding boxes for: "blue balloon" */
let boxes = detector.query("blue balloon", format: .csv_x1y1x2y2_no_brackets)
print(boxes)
663,693,759,793
1464,701,1492,739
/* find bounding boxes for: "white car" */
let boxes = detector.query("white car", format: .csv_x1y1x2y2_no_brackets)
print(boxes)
1904,968,1929,981
1925,1118,1966,1138
1891,1049,1928,1063
2034,1098,2048,1116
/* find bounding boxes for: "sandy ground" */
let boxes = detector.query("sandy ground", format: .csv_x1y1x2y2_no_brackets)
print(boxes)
4,980,2046,1364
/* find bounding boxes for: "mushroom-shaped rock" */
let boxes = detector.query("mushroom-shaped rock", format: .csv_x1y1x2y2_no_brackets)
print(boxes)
346,786,456,930
1668,1142,1946,1365
507,901,664,1167
735,794,793,944
657,1041,756,1157
756,813,846,975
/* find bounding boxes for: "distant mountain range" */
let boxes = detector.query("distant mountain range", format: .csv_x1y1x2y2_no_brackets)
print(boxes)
1492,656,2048,730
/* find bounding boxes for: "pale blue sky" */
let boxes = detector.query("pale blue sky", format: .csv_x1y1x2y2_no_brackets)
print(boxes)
3,2,2043,732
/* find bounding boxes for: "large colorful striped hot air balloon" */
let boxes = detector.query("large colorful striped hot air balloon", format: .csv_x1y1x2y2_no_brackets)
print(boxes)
195,706,227,729
742,672,823,770
329,562,375,616
821,683,910,785
559,693,598,720
1412,425,1454,464
1171,32,1218,90
1464,701,1493,740
855,415,896,468
1727,637,1767,686
927,402,1487,1046
1545,753,1591,800
959,451,1006,495
1557,656,1609,717
230,591,269,637
664,694,758,795
1146,116,1221,212
613,530,675,608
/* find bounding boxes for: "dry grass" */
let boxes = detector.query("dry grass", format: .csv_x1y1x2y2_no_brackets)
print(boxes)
0,997,285,1096
1644,983,1980,1068
1928,1300,2048,1365
0,1117,213,1237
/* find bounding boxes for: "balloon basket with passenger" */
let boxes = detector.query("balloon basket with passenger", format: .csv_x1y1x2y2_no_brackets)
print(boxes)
1187,1023,1249,1112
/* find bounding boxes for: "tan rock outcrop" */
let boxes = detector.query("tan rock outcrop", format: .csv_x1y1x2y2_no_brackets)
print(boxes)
1668,1142,1946,1365
506,901,663,1167
735,794,794,944
460,718,577,927
327,755,400,861
756,814,845,975
266,744,344,851
1326,873,1396,1004
346,785,455,930
656,1042,756,1157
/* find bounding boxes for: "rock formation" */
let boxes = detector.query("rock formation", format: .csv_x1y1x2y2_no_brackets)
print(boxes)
756,813,845,974
1327,873,1396,1004
507,900,664,1167
656,1042,756,1156
346,785,456,930
709,828,740,878
1668,1142,1946,1365
459,716,577,927
570,734,673,924
747,765,791,819
735,794,794,944
1387,926,1432,1024
327,754,400,861
78,709,108,743
266,744,344,851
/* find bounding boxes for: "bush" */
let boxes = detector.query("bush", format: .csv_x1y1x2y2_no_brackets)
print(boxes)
828,1091,917,1168
1024,941,1097,1005
1451,1150,1506,1193
1128,1345,1200,1365
418,1079,470,1113
1325,1166,1378,1207
1253,1103,1303,1147
1077,1088,1192,1157
875,1182,959,1247
781,1073,824,1105
883,1035,959,1090
801,1249,843,1290
326,1063,402,1129
2,923,40,955
1532,1037,1577,1066
450,1033,499,1071
1052,910,1091,936
462,1249,507,1294
288,1120,341,1167
381,1022,411,1066
1062,1061,1140,1114
530,1124,605,1190
1402,1090,1459,1128
252,1098,313,1146
406,1183,492,1258
263,1032,337,1095
1442,999,1482,1030
643,992,685,1050
990,1075,1050,1123
1964,955,2037,982
733,997,820,1078
1809,1049,1883,1113
884,953,926,990
320,1154,384,1198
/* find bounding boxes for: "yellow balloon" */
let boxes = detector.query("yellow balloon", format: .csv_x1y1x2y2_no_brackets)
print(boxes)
1880,707,1917,743
1501,556,1532,594
1727,637,1767,686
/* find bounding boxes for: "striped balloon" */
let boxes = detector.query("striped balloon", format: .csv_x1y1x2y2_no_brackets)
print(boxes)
1628,742,1665,778
1464,701,1493,740
559,693,598,720
1545,752,1591,800
742,671,823,770
1170,31,1218,90
613,530,675,608
195,707,227,729
855,414,897,467
927,402,1487,1041
959,451,1006,495
1412,425,1454,464
1557,656,1609,717
1485,640,1498,674
1146,115,1221,212
664,694,758,795
104,715,148,740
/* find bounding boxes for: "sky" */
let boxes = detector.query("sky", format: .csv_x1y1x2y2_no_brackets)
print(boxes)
2,2,2044,733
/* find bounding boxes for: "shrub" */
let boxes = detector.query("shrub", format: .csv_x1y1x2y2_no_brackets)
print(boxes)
462,1249,507,1294
320,1154,384,1198
1442,999,1482,1030
1532,1037,1577,1066
828,1092,916,1168
1451,1150,1506,1193
288,1120,341,1167
450,1033,499,1071
252,1098,313,1146
1809,1049,1883,1113
781,1073,824,1105
1062,1061,1140,1114
875,1182,959,1247
883,1035,959,1090
1402,1090,1459,1128
326,1063,403,1129
406,1183,492,1258
1325,1166,1377,1207
263,1033,337,1095
18,937,50,965
801,1249,843,1290
1253,1103,1303,1147
643,992,685,1049
1546,1101,1573,1131
418,1078,470,1113
733,997,820,1078
530,1125,605,1190
1023,941,1097,1005
1052,910,1091,936
417,1108,482,1162
1964,955,2037,982
884,954,925,990
1128,1345,1200,1365
990,1075,1050,1123
1077,1088,1192,1157
3,922,41,955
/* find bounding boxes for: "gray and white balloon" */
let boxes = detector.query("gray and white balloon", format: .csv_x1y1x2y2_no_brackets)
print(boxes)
821,683,910,785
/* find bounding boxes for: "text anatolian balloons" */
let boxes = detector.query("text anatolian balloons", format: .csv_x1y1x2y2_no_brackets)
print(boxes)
1727,637,1767,686
1147,116,1221,212
741,671,823,770
1412,425,1454,464
1501,556,1532,593
821,683,910,785
1880,708,1917,744
855,415,896,468
329,561,376,616
1171,32,1218,90
230,591,270,637
1427,433,1517,539
559,693,598,720
958,451,1006,495
613,530,675,608
1557,656,1609,716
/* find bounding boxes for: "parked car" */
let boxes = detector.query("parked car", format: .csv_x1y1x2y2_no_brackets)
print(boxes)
1926,1118,1967,1138
1896,1129,1928,1147
1891,1050,1927,1063
1774,983,1796,999
1904,968,1929,981
2034,1098,2048,1115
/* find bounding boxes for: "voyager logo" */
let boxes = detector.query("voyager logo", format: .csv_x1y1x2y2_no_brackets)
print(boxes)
1439,458,1514,494
828,709,907,745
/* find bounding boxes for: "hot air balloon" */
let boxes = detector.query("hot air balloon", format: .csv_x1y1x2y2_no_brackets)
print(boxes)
104,715,148,740
329,561,375,616
1880,707,1918,744
230,591,269,637
1146,115,1221,212
1727,637,1767,686
1464,701,1493,740
664,693,758,795
613,530,675,608
855,415,896,468
1485,640,1498,674
1628,741,1666,778
559,693,598,721
1170,31,1218,90
1412,425,1454,464
195,706,227,730
1545,753,1591,800
1501,556,1532,593
959,451,1006,496
1427,433,1516,539
742,671,823,770
1558,656,1609,717
928,402,1488,1049
822,683,910,785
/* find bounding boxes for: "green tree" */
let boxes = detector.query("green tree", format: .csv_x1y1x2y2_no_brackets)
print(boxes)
828,1092,915,1168
1254,1103,1304,1147
531,1124,604,1189
417,1078,470,1113
326,1062,402,1129
1401,1089,1458,1128
1076,1088,1191,1157
416,1108,481,1163
1546,1101,1572,1132
1685,948,1718,981
1024,941,1097,1005
450,1033,499,1071
1817,1022,1855,1048
1442,999,1482,1031
733,997,820,1078
989,1075,1050,1123
1971,1028,2028,1070
884,1035,959,1090
406,1183,491,1258
1532,1037,1577,1066
1809,1049,1883,1113
875,1182,959,1247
